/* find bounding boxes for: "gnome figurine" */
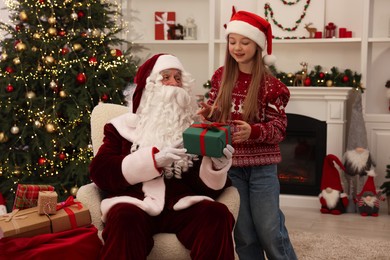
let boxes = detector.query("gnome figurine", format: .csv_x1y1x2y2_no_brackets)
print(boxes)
355,169,385,217
342,91,375,213
319,154,349,215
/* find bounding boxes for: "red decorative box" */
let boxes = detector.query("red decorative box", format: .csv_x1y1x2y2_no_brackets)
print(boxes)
155,12,176,40
13,184,55,210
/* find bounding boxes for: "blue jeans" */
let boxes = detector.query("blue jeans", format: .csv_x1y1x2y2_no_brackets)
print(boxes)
228,165,297,260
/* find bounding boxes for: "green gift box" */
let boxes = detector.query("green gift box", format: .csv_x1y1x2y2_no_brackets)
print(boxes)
183,122,231,158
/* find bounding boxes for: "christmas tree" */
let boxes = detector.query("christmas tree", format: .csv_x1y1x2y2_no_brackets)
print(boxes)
0,0,138,210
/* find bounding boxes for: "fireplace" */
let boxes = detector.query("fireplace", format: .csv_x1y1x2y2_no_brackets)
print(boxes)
278,114,327,196
279,87,352,203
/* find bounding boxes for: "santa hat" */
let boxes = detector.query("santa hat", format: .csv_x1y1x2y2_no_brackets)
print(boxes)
132,53,185,113
320,154,346,191
0,192,7,216
225,7,276,66
357,169,377,196
346,91,368,150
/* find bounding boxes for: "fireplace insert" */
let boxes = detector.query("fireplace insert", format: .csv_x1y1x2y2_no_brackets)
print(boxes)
278,113,327,196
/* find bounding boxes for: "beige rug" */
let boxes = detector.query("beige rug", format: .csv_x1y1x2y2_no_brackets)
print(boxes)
290,230,390,260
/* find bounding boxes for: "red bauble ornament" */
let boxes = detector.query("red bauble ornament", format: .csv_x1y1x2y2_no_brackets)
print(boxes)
304,78,311,86
15,24,23,31
80,31,87,37
6,84,14,92
61,47,69,55
101,93,109,102
111,49,122,57
76,73,87,84
342,75,349,83
38,157,46,165
319,72,325,79
58,153,66,160
88,57,98,66
58,30,66,37
5,66,15,74
77,11,85,18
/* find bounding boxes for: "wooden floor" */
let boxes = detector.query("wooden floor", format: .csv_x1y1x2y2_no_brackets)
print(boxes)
281,203,390,241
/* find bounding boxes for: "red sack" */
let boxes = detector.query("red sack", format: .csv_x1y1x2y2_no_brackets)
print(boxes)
0,225,102,260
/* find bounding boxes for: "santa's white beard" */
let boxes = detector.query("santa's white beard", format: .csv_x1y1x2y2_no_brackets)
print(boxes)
362,195,377,208
321,189,341,209
133,82,197,149
344,149,370,176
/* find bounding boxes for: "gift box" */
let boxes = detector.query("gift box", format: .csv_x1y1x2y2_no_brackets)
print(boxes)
51,197,91,233
13,184,55,210
183,122,231,158
0,198,91,238
0,208,51,238
37,191,58,215
155,12,175,40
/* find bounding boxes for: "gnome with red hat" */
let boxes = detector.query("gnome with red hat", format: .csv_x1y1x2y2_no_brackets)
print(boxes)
355,169,385,216
0,192,7,216
89,54,235,259
319,154,349,215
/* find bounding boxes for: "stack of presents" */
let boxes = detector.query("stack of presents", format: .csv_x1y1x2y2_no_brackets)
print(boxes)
0,184,91,239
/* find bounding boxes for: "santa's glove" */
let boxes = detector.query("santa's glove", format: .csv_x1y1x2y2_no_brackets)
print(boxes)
211,144,234,170
155,147,187,168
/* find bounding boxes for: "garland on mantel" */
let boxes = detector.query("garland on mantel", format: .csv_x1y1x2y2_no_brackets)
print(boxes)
269,65,364,92
202,65,363,98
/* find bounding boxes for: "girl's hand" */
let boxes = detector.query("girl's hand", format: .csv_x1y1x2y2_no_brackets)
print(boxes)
232,120,251,143
197,102,212,120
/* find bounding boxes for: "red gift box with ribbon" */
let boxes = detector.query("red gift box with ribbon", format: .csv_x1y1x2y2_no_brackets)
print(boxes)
183,122,231,158
13,184,55,210
50,197,91,233
155,11,176,40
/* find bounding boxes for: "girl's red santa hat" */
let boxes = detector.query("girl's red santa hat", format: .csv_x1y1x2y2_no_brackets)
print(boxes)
320,154,346,191
132,53,185,113
225,7,276,66
357,169,377,197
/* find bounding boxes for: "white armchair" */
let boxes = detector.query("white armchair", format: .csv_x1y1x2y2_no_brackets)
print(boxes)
76,103,240,260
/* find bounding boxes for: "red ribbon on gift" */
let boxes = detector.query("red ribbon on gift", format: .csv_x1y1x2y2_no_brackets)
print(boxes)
56,196,82,211
56,196,82,229
191,123,229,156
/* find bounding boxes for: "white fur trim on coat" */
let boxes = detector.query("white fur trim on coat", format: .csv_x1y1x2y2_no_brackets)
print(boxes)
199,157,231,190
122,146,161,185
100,177,165,222
173,196,214,211
110,113,139,142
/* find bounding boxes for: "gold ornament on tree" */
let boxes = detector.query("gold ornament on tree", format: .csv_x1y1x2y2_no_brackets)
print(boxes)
45,123,56,133
326,80,333,87
73,43,82,51
26,91,36,99
13,57,21,65
70,186,79,196
59,90,67,98
16,42,27,51
0,132,9,143
48,16,56,25
1,53,8,61
19,11,28,22
48,27,57,36
11,125,20,135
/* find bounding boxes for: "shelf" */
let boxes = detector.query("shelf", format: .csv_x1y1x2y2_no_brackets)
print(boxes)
368,37,390,43
133,40,209,45
214,38,362,44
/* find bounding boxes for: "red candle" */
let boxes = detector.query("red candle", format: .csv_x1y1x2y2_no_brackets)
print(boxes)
339,28,346,38
345,31,352,38
314,31,322,38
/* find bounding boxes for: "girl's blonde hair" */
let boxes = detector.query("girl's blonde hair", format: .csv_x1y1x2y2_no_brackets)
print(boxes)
212,45,270,123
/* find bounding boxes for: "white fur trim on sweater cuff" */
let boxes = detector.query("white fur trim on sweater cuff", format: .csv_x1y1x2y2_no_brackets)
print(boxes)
199,156,230,190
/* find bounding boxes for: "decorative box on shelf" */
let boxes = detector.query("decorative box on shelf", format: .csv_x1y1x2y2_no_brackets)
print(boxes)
155,11,176,40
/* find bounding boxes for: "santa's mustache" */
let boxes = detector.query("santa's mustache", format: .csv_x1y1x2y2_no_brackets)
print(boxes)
160,85,191,108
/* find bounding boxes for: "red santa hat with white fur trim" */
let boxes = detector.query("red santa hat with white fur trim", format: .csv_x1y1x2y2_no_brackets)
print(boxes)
320,154,346,191
357,169,377,197
225,8,276,66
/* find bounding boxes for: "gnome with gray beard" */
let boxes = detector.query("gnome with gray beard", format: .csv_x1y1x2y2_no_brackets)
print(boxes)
342,91,375,213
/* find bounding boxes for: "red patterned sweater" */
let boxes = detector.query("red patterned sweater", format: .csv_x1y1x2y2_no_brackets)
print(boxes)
208,67,290,167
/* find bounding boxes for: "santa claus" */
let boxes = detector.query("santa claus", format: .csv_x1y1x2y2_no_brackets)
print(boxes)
89,53,235,259
355,169,385,217
319,154,349,215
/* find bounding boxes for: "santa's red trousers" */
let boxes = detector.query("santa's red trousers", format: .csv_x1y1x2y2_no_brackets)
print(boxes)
101,200,235,260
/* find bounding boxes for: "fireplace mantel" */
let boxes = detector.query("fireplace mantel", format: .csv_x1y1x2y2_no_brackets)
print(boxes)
281,86,352,208
286,87,353,159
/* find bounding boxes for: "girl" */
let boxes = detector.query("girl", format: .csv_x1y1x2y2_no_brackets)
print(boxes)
199,10,297,260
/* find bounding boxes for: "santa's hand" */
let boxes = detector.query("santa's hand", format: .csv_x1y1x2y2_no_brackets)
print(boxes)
211,144,234,170
155,147,187,168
